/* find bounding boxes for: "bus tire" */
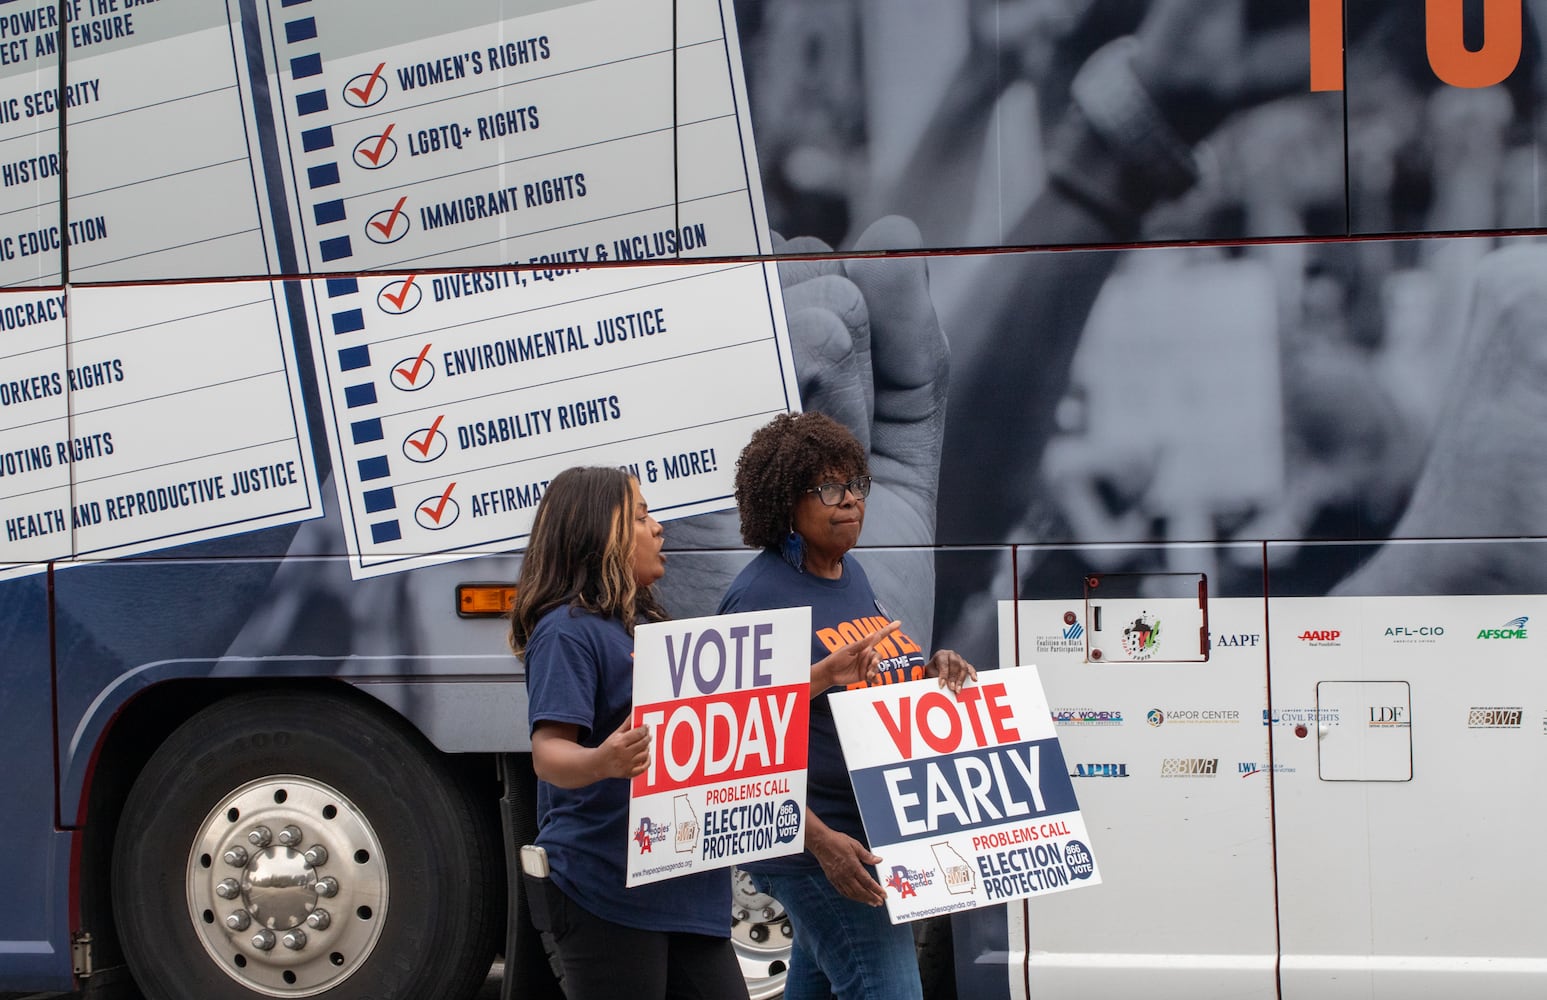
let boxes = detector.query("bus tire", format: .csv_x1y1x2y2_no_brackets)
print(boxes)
112,690,499,1000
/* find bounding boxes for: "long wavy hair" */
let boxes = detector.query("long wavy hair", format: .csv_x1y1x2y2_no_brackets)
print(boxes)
508,466,665,658
734,411,868,550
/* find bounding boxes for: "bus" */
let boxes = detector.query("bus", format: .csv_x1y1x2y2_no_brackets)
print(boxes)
3,1,1545,998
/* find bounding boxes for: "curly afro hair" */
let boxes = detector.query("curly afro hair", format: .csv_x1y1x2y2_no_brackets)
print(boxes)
734,412,868,550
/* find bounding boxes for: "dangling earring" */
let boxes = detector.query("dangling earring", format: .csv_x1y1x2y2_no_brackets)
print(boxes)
781,529,805,573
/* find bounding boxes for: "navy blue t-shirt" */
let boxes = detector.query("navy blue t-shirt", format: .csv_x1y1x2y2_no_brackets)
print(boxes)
524,604,730,935
718,550,928,874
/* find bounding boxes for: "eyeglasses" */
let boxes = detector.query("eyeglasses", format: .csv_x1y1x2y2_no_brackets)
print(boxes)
805,476,871,506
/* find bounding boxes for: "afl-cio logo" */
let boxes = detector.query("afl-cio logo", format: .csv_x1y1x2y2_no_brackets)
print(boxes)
1146,709,1164,727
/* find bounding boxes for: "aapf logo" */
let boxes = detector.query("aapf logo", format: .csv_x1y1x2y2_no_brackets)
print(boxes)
1122,612,1161,659
1477,616,1528,640
1210,632,1261,649
1296,629,1342,646
1146,708,1165,727
884,864,935,898
633,817,669,854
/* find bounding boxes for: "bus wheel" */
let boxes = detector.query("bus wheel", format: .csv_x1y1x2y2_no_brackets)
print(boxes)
112,691,499,1000
731,867,792,999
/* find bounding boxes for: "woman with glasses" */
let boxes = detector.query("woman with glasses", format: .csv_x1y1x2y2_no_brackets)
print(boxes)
719,412,976,1000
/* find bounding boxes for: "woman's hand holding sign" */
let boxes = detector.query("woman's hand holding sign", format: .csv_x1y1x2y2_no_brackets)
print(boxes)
806,811,887,907
531,718,651,787
927,649,977,694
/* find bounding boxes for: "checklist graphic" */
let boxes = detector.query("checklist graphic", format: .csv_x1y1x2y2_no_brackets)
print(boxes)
271,0,798,578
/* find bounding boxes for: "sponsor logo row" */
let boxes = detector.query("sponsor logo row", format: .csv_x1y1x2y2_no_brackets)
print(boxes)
1294,616,1530,647
1051,708,1242,726
1036,615,1533,656
1067,759,1298,778
1035,614,1264,660
1056,706,1536,730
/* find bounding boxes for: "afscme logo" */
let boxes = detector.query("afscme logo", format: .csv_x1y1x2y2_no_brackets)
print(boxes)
1477,616,1528,640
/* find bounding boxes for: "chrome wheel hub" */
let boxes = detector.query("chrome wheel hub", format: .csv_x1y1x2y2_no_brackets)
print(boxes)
730,867,792,1000
185,776,387,997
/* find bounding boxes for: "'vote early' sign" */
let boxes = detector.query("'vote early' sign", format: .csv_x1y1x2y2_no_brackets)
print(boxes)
830,666,1102,923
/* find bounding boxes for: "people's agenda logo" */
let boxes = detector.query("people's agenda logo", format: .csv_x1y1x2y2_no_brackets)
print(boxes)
1122,612,1161,659
884,864,935,898
633,816,669,854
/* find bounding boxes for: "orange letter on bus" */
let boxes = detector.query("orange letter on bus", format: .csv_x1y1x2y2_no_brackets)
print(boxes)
1426,0,1521,88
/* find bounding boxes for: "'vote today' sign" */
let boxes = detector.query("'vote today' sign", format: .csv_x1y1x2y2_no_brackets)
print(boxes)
626,607,810,887
830,666,1101,922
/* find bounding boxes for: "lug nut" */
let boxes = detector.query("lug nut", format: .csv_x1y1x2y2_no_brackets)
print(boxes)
303,845,329,866
215,879,241,900
225,911,252,931
282,929,307,950
306,909,331,930
277,825,303,847
251,929,276,951
315,876,339,898
748,924,769,943
247,826,272,848
223,846,249,867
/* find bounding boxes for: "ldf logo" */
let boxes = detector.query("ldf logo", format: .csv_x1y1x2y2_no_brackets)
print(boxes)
1370,707,1406,726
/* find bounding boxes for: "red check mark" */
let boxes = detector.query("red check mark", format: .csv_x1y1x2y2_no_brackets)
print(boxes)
358,123,396,166
372,196,408,239
420,481,457,524
383,274,417,310
350,62,386,104
395,343,432,385
408,414,445,457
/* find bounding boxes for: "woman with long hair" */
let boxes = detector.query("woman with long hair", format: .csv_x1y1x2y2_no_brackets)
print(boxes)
509,465,748,1000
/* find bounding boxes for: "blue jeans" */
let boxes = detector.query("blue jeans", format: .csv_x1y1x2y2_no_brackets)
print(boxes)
753,870,923,1000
